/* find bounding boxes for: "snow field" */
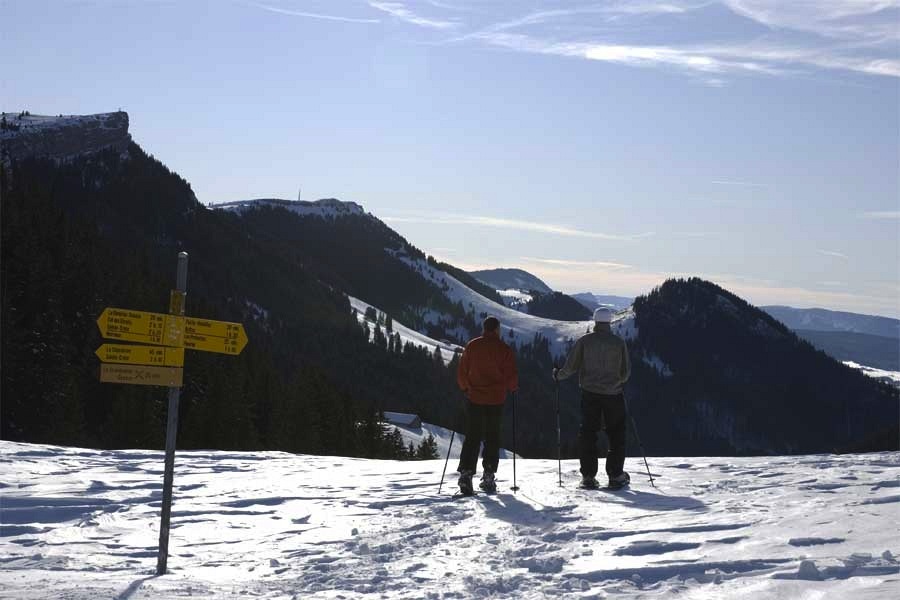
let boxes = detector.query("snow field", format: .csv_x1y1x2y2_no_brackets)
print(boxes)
1,441,898,599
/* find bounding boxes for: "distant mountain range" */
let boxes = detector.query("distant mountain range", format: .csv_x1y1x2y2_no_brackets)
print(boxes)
761,306,900,339
2,112,896,458
473,265,898,373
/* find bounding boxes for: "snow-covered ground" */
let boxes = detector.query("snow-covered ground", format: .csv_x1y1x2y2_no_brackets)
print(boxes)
844,361,900,387
2,441,898,599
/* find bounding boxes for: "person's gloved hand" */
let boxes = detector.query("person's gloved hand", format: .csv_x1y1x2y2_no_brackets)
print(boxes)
552,368,559,381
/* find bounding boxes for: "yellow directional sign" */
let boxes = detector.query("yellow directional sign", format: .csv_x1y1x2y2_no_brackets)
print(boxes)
97,308,247,355
99,364,184,387
97,308,184,347
95,344,185,367
183,318,248,355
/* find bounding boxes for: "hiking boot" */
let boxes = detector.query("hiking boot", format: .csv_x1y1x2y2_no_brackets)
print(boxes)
479,471,497,493
458,470,474,496
608,472,630,490
580,476,600,490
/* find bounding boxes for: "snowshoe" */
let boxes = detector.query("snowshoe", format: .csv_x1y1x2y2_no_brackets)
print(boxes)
607,472,630,490
479,471,497,494
579,476,600,490
458,470,475,496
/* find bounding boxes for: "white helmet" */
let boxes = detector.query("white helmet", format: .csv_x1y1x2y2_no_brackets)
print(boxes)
593,307,613,323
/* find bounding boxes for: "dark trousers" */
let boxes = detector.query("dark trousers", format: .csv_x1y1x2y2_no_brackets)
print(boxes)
457,402,503,474
579,391,626,479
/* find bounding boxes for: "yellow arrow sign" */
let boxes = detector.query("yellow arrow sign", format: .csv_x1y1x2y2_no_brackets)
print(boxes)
97,308,184,347
99,364,183,387
184,318,248,355
95,344,185,367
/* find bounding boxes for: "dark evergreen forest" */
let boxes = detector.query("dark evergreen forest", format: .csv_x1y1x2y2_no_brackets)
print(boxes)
0,146,450,459
525,292,592,321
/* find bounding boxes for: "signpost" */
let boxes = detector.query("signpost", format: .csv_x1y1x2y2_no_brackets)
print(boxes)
94,252,248,575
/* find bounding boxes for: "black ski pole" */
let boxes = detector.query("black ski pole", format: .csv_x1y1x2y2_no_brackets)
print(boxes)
625,394,655,488
511,390,519,492
555,372,562,487
438,430,455,494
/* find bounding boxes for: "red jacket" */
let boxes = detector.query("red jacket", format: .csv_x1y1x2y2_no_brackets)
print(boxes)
457,330,518,405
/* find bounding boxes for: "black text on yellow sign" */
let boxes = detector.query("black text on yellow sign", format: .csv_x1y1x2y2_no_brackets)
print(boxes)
183,319,248,355
95,344,185,367
97,308,248,355
96,308,184,347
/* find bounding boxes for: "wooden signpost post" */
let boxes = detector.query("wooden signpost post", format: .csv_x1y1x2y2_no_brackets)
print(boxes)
94,252,248,575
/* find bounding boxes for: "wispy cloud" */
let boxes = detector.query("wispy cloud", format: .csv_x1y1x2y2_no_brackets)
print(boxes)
817,249,849,259
860,210,900,219
521,257,633,269
672,231,724,238
383,212,653,241
723,0,900,43
369,1,459,29
711,179,768,187
247,1,380,23
467,33,782,79
440,1,900,81
252,1,900,81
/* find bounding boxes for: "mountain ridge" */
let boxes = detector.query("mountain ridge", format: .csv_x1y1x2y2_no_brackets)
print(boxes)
2,111,896,458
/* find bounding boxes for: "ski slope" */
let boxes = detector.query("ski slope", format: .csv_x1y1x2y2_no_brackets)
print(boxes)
1,441,898,599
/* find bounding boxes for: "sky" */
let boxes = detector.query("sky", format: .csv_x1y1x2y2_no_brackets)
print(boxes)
2,0,899,317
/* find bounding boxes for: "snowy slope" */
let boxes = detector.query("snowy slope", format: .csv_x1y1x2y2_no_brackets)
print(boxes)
395,253,636,359
1,441,898,599
844,361,900,387
349,295,462,364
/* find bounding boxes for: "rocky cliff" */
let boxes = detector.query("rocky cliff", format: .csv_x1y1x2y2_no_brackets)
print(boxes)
1,111,131,165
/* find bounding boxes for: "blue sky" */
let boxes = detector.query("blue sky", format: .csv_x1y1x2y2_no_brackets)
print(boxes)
3,0,898,316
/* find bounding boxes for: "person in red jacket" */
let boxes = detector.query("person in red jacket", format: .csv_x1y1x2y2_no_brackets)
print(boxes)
456,316,518,495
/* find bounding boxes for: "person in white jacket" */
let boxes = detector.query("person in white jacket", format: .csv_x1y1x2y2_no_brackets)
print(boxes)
554,307,631,489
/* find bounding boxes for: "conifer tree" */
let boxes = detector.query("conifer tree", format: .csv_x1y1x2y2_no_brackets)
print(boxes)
416,432,439,459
